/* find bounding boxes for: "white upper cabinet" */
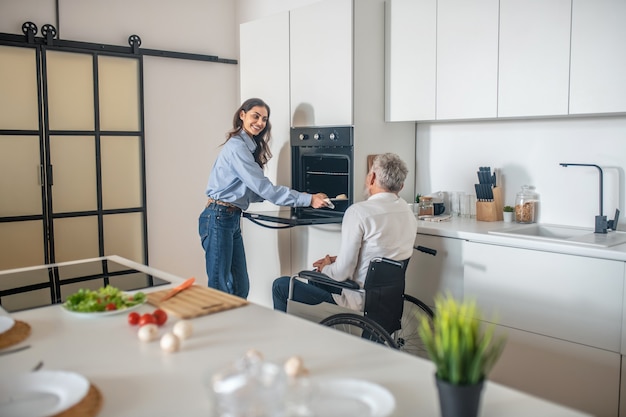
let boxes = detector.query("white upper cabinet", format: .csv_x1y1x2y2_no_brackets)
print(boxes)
240,12,291,188
290,0,353,127
385,0,436,122
498,0,571,117
570,0,626,115
436,0,499,120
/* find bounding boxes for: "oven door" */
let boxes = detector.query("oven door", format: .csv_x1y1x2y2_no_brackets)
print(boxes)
242,208,344,228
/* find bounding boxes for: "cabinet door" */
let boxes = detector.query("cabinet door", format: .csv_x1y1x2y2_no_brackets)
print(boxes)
436,0,499,120
570,0,626,114
621,357,626,417
290,0,352,126
405,234,464,308
498,0,571,117
385,0,436,122
240,12,293,309
240,12,291,187
491,324,620,417
464,241,624,352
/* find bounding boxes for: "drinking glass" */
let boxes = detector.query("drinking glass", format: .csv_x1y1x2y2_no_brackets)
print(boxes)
451,192,464,217
469,195,477,218
460,193,471,218
207,359,288,417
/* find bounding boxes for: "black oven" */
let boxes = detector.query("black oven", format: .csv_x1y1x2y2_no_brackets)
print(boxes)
291,126,353,214
243,126,353,228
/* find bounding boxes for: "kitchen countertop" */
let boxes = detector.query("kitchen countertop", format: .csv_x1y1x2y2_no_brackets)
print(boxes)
0,256,591,417
415,217,626,262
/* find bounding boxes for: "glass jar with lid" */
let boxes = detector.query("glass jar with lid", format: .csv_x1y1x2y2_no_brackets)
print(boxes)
515,185,539,223
419,196,434,216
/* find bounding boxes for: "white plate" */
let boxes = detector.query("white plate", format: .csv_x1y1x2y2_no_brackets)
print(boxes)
0,370,90,417
62,299,145,317
0,316,15,334
309,378,395,417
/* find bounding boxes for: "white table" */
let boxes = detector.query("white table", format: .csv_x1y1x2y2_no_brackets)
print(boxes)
0,256,591,417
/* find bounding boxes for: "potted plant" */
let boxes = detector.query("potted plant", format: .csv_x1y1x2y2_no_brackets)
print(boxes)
502,205,514,223
418,293,507,417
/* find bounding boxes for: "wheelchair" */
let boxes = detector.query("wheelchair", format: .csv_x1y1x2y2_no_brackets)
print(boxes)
286,246,436,357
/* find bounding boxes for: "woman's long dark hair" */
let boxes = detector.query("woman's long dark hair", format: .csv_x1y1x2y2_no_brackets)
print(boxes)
225,98,273,168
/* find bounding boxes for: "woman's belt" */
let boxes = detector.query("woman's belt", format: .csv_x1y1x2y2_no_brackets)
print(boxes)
206,198,241,213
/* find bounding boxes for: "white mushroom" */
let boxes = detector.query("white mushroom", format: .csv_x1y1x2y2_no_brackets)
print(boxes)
173,320,193,340
284,356,309,378
245,349,264,362
160,332,181,353
137,323,159,342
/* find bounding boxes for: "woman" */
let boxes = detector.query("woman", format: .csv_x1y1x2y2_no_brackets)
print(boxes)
199,98,328,298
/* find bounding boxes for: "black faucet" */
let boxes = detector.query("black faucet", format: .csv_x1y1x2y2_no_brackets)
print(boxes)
560,163,620,233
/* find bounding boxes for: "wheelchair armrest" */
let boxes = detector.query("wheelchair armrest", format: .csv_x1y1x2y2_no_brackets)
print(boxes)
297,270,360,290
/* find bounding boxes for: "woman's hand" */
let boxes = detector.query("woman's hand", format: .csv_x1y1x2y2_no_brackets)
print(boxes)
310,193,330,209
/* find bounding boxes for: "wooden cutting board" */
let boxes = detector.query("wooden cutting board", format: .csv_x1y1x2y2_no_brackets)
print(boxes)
146,285,248,319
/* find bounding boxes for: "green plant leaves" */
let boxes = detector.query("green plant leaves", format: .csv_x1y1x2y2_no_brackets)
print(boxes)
418,293,507,385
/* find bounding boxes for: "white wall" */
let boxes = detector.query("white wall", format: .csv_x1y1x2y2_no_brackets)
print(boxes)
0,0,240,283
416,115,626,229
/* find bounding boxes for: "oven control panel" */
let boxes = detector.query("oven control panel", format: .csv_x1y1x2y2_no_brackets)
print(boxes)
291,126,353,147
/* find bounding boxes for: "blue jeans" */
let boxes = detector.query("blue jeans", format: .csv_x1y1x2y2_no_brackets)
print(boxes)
272,276,338,312
198,204,249,298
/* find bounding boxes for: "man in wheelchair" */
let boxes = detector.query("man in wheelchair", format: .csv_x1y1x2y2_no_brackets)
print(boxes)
272,152,418,313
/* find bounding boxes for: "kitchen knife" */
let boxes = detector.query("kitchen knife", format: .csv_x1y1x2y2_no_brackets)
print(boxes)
474,184,481,201
161,277,195,302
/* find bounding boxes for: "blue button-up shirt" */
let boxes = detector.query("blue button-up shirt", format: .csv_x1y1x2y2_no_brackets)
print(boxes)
205,130,312,211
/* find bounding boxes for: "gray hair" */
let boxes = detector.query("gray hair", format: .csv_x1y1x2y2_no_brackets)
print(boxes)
371,153,408,193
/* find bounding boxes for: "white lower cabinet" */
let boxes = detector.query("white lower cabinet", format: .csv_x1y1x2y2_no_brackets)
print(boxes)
491,324,620,417
241,216,293,309
463,241,623,351
405,233,464,308
289,224,342,278
463,241,625,416
621,358,626,417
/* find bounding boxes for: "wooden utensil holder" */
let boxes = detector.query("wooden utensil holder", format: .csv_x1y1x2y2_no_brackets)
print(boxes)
476,186,503,222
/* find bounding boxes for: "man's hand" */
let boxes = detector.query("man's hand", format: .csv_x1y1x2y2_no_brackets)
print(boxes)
313,255,336,272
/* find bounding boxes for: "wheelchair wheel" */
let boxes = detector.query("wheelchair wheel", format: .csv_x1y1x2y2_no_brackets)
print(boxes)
395,294,434,358
320,313,398,349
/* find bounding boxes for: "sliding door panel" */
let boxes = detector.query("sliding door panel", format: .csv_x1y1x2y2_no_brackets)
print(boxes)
0,136,42,216
53,216,100,262
0,45,39,130
98,56,140,131
0,37,147,280
0,221,45,270
49,135,97,213
46,51,94,131
101,136,142,209
103,212,144,262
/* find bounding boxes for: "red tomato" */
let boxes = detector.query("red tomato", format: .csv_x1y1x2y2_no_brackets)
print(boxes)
105,302,117,311
127,312,140,325
152,309,168,326
139,313,156,327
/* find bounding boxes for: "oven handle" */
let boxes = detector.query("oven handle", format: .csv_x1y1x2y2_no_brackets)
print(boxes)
244,216,296,229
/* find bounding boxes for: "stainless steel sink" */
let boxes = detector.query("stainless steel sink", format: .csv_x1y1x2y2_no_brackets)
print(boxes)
488,224,626,248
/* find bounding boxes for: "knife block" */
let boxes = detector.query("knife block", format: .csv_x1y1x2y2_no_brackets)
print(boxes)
476,186,503,222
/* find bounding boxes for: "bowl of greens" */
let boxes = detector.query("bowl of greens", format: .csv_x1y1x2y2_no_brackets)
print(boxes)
63,285,146,316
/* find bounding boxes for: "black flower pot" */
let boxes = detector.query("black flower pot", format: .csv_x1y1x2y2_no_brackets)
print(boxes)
435,377,485,417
